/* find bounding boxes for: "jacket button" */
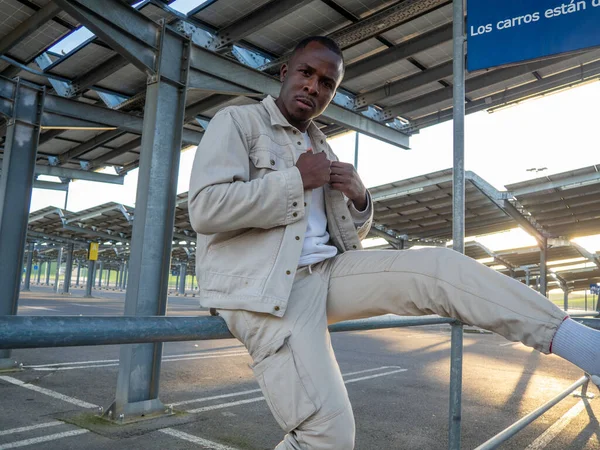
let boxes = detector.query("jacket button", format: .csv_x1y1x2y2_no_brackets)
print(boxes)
295,236,300,240
352,245,357,249
293,130,297,134
292,201,298,207
270,159,275,166
304,202,307,207
341,215,346,220
320,140,324,144
274,306,280,311
286,270,291,275
292,212,298,217
297,141,301,145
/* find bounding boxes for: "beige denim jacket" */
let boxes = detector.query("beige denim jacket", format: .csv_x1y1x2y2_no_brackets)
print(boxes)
188,96,373,317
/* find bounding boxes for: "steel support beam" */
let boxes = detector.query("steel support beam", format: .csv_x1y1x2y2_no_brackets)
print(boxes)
53,247,63,293
539,238,548,297
0,79,44,370
54,0,159,74
85,260,95,297
23,242,35,291
36,261,42,284
69,55,129,97
76,262,81,286
189,46,410,148
58,129,125,165
45,259,52,285
0,2,61,57
449,2,465,447
35,165,125,185
110,24,191,420
97,261,103,288
62,243,74,294
343,23,453,81
209,0,313,52
356,61,453,109
33,180,69,191
409,58,600,131
178,263,187,295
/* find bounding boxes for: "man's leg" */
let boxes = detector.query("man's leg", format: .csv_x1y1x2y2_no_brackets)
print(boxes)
326,248,566,353
220,264,355,450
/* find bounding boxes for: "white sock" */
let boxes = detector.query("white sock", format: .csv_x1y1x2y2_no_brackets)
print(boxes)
551,318,600,378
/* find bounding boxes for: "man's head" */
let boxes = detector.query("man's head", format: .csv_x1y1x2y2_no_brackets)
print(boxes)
275,36,344,132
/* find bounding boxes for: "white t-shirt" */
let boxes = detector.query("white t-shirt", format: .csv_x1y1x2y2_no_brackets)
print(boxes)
296,132,338,266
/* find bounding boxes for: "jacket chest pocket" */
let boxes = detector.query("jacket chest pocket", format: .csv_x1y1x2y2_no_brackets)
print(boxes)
249,135,294,171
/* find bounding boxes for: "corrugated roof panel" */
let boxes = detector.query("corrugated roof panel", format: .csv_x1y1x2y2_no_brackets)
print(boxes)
343,59,420,93
96,64,146,96
342,38,386,66
50,43,115,78
191,0,272,28
246,2,347,56
9,21,70,62
379,81,444,108
382,4,452,45
336,0,397,18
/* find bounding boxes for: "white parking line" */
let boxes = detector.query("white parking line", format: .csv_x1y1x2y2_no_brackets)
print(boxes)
525,399,588,449
0,422,63,437
175,366,402,407
187,367,408,414
0,429,88,450
160,428,239,449
26,350,249,371
0,376,98,409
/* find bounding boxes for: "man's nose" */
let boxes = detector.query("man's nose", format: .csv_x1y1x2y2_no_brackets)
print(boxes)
303,77,319,95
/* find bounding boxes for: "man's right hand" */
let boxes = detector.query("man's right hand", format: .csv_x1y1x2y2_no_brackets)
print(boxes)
296,151,331,190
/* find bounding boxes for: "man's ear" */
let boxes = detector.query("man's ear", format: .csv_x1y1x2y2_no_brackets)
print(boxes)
279,63,288,82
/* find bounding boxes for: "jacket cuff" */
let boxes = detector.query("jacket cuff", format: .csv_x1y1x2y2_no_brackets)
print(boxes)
348,191,372,228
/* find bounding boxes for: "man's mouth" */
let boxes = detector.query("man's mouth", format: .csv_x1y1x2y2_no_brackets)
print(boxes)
295,97,314,108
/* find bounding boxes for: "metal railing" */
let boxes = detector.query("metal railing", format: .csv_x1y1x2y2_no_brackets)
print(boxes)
0,313,598,449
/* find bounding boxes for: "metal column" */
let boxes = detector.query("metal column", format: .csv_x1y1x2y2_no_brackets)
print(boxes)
97,261,103,289
36,261,42,284
85,260,95,298
22,242,34,291
354,132,359,170
62,243,75,294
111,25,191,419
539,237,547,297
563,289,569,311
106,269,111,288
45,259,51,285
122,262,128,289
0,79,44,370
53,247,63,293
117,264,123,289
76,262,81,287
178,263,187,295
449,1,465,448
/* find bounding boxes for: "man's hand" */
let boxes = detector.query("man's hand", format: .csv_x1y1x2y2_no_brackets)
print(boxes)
330,161,367,210
296,150,331,190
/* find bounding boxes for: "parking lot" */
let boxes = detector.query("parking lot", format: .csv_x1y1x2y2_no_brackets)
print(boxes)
1,286,599,449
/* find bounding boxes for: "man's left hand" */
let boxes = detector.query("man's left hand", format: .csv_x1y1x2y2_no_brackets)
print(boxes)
330,161,367,210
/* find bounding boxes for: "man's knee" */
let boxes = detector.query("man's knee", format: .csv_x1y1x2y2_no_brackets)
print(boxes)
300,406,355,450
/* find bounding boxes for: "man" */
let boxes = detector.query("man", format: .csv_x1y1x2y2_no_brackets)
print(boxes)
189,36,600,449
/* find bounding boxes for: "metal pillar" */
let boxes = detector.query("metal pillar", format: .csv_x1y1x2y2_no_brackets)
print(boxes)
117,264,123,289
175,273,179,292
449,1,465,448
563,289,569,311
36,261,42,284
22,242,34,291
525,269,530,287
178,263,187,295
0,79,44,370
585,290,588,311
85,260,95,298
122,263,128,289
76,262,81,287
62,243,75,294
45,259,51,285
97,261,103,288
53,247,63,293
539,238,547,297
106,269,111,288
111,25,191,419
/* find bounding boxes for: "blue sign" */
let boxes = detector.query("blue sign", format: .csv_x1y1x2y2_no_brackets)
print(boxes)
591,283,599,294
172,270,179,276
33,265,39,271
467,0,600,71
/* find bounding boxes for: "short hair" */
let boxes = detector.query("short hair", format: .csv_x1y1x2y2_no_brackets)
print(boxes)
291,36,345,70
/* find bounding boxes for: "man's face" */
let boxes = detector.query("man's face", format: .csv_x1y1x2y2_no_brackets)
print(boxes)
276,42,344,129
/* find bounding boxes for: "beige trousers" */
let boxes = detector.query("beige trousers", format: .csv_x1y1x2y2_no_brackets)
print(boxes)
219,248,567,450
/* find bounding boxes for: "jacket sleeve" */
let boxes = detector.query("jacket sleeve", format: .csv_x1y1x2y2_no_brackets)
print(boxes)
348,190,373,241
188,110,305,235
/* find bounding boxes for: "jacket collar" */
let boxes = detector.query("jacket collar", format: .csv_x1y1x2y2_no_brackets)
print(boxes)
262,95,327,142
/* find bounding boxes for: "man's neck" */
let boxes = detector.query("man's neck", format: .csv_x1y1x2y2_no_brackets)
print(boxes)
274,97,310,132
